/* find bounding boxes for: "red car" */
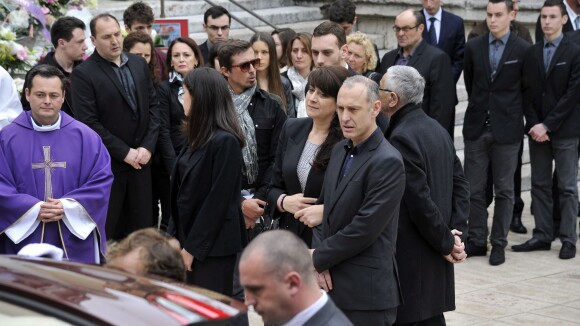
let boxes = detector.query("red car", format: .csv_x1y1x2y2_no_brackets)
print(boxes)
0,256,244,325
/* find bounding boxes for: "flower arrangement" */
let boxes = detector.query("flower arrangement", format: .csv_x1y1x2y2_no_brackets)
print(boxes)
0,25,42,75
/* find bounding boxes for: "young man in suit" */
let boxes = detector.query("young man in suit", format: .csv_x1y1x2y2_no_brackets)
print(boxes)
240,230,353,326
123,1,168,80
462,0,530,265
535,0,580,42
199,6,231,65
311,21,348,69
378,9,456,137
381,65,469,325
512,0,580,260
421,0,465,84
312,76,405,325
71,14,160,241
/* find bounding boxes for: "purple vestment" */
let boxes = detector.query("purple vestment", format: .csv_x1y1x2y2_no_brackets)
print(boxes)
0,111,113,263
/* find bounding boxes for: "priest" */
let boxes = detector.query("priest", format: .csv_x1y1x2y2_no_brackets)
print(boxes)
0,64,113,264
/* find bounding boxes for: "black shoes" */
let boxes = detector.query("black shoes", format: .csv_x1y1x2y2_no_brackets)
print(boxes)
559,242,576,259
489,246,505,266
512,238,551,252
466,242,487,257
509,213,527,234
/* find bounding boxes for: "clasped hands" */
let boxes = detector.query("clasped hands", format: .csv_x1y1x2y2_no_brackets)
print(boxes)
444,229,467,263
528,123,550,143
37,198,64,223
278,193,323,228
124,147,152,169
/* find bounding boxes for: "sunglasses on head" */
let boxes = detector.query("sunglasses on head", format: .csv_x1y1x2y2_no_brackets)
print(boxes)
232,58,261,72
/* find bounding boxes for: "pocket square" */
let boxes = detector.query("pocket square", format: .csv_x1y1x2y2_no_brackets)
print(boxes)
504,60,518,64
556,62,567,66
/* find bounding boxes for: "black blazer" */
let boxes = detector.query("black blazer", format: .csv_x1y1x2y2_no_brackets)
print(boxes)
199,40,210,66
523,36,580,140
267,118,327,246
171,130,247,261
463,33,531,143
378,41,456,135
156,79,187,155
71,51,159,173
312,129,405,311
303,297,353,326
385,104,469,324
421,9,466,83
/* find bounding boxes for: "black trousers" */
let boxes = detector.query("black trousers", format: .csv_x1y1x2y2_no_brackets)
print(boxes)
106,167,153,241
186,254,237,297
343,307,397,326
395,314,446,326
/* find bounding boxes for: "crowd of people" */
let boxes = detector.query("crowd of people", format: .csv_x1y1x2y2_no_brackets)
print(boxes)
1,0,580,325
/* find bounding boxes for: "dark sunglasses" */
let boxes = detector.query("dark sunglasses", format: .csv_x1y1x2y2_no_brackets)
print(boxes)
232,58,261,72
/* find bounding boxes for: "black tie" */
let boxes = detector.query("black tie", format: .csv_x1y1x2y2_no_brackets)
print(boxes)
428,17,437,45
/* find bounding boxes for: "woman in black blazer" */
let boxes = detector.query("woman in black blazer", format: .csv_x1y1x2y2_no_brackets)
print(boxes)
171,68,247,296
267,66,349,247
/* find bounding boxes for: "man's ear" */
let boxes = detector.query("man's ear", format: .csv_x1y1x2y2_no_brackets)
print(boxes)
340,44,348,59
25,88,31,102
90,35,96,46
220,65,229,78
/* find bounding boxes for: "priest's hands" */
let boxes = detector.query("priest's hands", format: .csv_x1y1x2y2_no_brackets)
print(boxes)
181,248,194,271
38,198,64,222
124,148,152,169
295,204,324,227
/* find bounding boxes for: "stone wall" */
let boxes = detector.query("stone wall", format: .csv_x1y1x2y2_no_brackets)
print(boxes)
295,0,545,49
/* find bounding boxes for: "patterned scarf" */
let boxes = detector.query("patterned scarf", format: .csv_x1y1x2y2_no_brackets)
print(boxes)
287,66,309,118
229,84,259,184
169,71,184,106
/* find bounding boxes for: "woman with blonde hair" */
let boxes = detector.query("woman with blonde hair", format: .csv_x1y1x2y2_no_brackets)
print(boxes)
346,31,381,83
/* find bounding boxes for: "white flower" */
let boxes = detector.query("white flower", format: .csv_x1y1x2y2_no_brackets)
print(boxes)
7,10,30,30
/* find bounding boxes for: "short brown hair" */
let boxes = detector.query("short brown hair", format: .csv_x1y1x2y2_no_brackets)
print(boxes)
217,39,251,70
312,21,347,48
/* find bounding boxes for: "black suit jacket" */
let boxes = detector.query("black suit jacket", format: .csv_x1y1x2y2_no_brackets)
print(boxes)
385,104,469,323
535,14,574,44
71,51,160,173
378,41,456,135
312,128,405,311
171,130,247,261
156,79,187,155
463,33,530,143
303,297,354,326
267,118,329,246
523,35,580,139
199,40,210,67
421,9,466,83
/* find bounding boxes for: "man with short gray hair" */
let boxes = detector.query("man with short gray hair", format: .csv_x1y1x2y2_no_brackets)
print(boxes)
239,230,352,325
381,65,469,325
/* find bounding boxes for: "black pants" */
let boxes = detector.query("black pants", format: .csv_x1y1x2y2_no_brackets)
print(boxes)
395,314,446,326
343,307,397,326
186,254,237,297
106,167,153,241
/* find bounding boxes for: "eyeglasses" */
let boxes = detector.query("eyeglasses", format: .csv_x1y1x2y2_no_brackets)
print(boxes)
392,25,419,33
207,25,230,32
232,58,260,72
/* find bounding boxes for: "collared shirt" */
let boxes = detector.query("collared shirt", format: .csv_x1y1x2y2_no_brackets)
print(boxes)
488,31,510,80
423,7,442,43
395,40,422,66
281,291,328,326
339,127,381,184
110,53,138,114
543,34,563,71
564,0,579,31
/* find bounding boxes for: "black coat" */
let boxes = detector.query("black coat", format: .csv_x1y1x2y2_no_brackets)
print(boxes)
312,129,405,312
71,51,159,173
463,33,531,143
378,41,456,135
267,118,326,246
156,79,187,155
523,35,580,139
171,129,247,260
199,40,210,66
385,104,469,323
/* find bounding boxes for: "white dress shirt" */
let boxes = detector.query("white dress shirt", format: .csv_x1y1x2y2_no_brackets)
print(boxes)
423,7,443,43
282,291,328,326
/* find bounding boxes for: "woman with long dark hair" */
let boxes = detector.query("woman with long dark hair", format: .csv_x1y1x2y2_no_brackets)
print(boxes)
171,67,247,296
267,66,349,246
250,32,295,117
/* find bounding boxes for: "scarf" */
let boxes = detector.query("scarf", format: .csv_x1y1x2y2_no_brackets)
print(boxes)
169,71,185,106
287,66,309,118
229,84,259,184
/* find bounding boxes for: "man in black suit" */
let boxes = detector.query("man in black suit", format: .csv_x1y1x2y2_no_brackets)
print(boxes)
199,6,231,65
312,75,405,325
462,0,530,265
71,14,159,241
512,0,580,260
535,0,579,42
381,65,469,325
378,9,456,137
240,230,353,326
421,0,465,84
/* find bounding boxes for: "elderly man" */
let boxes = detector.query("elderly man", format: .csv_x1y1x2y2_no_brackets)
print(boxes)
381,65,469,325
311,75,405,325
239,230,352,326
378,9,456,137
